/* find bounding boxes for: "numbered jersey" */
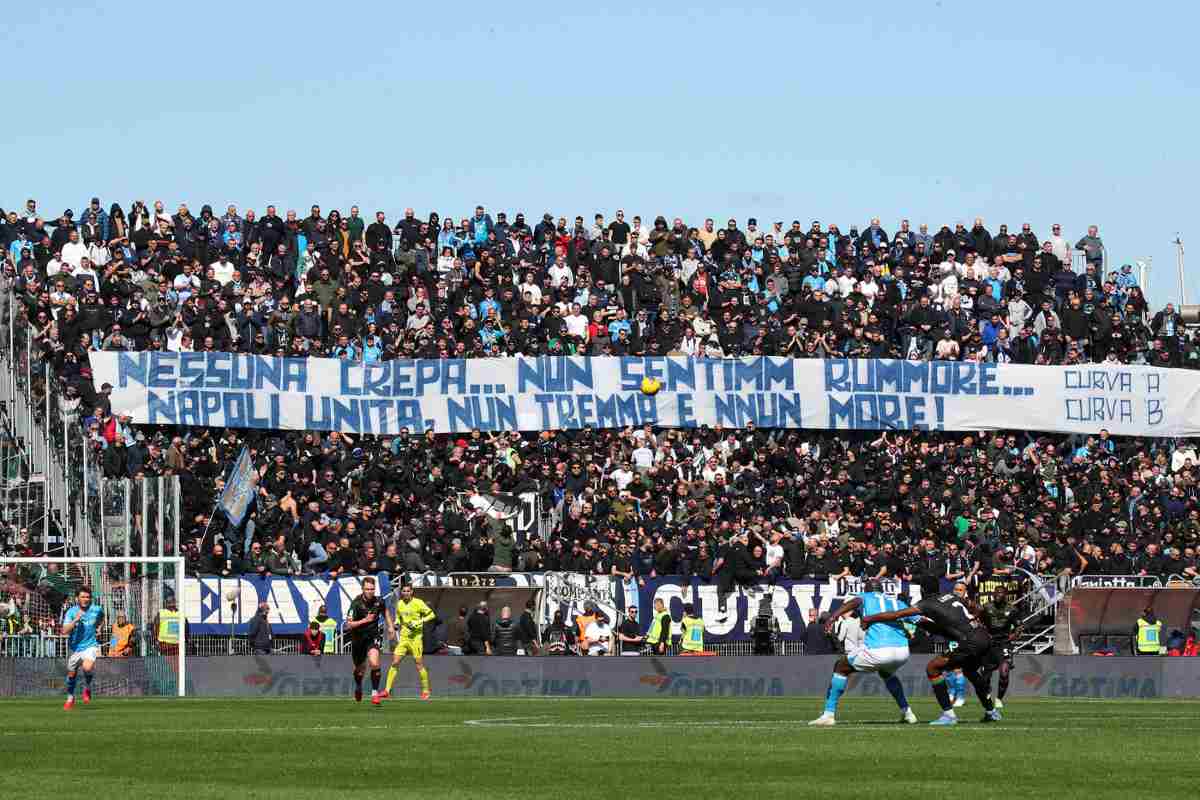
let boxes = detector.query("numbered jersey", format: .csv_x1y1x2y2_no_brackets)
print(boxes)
914,594,982,644
858,592,914,649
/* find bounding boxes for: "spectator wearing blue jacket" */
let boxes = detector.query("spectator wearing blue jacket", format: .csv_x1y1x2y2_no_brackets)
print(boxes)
984,274,1004,303
478,287,501,320
479,318,504,347
468,205,493,246
607,310,632,340
331,335,358,361
80,197,109,243
438,220,462,254
362,335,383,363
981,313,1005,347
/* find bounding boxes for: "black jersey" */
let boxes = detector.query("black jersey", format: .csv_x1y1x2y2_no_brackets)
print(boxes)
914,593,983,643
982,600,1019,640
346,594,386,640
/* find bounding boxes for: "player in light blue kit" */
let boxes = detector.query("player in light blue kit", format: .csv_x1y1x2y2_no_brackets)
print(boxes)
62,587,104,710
810,579,918,726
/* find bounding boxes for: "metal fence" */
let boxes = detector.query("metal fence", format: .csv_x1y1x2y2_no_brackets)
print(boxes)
84,475,182,561
0,285,180,557
0,283,55,551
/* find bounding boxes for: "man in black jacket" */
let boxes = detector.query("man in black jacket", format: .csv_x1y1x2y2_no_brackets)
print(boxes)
517,600,540,655
464,601,491,655
247,601,272,655
911,539,945,599
366,212,393,252
715,531,757,613
490,606,519,656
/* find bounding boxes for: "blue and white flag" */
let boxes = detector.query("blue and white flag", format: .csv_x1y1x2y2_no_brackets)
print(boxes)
217,446,257,526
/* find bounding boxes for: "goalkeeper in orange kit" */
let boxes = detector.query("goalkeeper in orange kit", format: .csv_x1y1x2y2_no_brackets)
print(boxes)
382,583,436,700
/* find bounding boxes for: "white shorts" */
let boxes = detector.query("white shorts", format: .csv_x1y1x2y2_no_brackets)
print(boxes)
848,646,909,675
67,647,100,671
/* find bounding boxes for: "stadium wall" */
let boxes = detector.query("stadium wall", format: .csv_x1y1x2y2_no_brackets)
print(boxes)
3,655,1194,699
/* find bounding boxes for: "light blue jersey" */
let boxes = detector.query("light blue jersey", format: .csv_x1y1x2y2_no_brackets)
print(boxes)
859,592,912,649
64,604,103,653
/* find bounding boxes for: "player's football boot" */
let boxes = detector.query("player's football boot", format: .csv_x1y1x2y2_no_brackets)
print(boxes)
807,713,836,726
82,688,92,705
929,712,958,726
419,691,431,701
900,708,918,724
379,690,390,699
981,709,1002,723
371,691,382,706
993,698,1004,710
63,696,75,710
354,688,363,702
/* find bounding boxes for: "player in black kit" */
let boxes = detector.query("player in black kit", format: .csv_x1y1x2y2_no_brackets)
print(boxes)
345,575,387,706
862,581,1002,726
980,584,1021,710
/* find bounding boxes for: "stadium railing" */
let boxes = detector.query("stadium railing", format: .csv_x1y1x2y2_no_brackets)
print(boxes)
0,284,184,560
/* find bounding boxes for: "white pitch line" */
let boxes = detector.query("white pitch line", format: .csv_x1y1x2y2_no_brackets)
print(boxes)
0,723,448,738
461,716,1200,731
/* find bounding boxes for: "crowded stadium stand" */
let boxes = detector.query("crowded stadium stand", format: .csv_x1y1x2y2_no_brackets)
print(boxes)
2,199,1199,662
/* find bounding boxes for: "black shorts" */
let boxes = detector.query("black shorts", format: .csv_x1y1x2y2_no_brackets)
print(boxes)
945,631,1000,672
351,634,383,666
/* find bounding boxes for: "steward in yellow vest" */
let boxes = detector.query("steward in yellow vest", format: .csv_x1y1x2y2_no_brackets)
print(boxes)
157,599,182,650
316,605,338,654
645,599,672,655
680,603,705,653
1136,607,1165,655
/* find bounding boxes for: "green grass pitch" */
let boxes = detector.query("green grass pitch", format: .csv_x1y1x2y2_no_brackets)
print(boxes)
3,695,1196,799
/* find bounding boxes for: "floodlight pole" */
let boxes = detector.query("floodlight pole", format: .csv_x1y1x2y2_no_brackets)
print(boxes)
1175,236,1187,306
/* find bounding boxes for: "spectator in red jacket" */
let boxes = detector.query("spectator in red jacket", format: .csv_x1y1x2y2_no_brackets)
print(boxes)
301,621,325,657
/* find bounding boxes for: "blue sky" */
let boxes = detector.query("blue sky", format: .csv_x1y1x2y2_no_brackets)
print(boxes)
4,1,1196,305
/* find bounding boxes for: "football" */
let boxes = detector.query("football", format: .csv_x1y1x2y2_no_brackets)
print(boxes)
641,377,662,395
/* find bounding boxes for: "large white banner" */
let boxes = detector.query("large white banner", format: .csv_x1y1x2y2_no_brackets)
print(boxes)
88,352,1200,436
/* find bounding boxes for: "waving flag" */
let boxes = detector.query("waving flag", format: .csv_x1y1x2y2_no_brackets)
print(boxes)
217,446,257,526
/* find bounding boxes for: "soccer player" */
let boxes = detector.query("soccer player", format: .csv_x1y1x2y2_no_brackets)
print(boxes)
944,583,970,708
62,587,104,710
862,581,1002,726
980,584,1021,710
809,579,919,726
344,576,387,706
382,583,435,700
